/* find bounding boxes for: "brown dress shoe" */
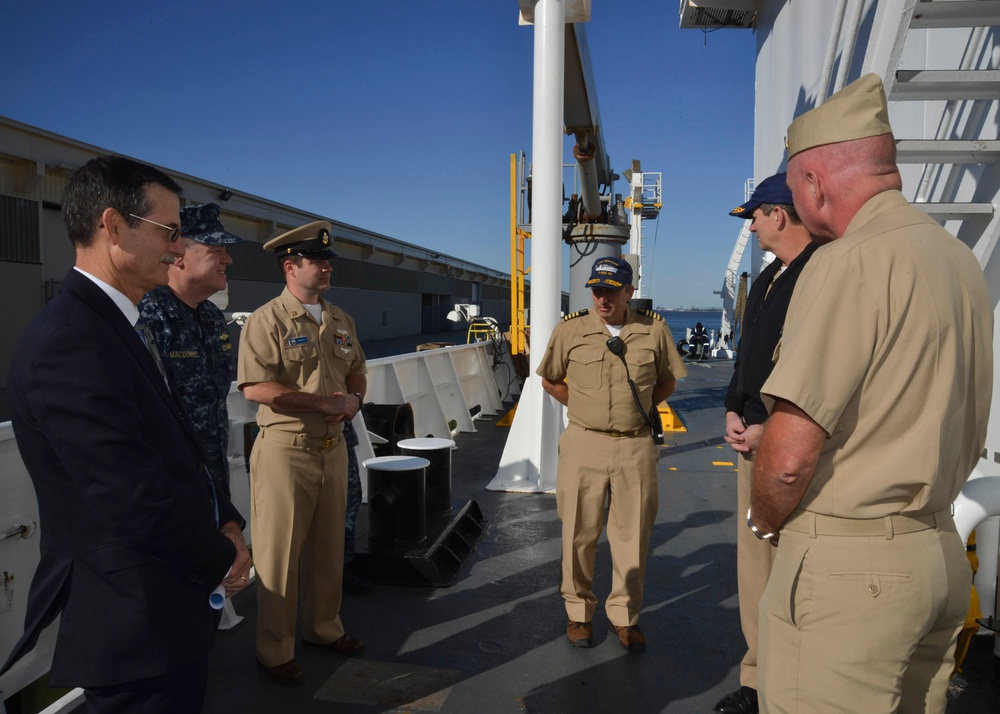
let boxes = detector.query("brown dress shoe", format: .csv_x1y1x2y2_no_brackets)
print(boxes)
611,624,646,652
257,658,304,684
303,633,365,655
566,620,593,648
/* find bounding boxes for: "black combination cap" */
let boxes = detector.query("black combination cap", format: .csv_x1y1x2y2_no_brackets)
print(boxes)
264,220,338,260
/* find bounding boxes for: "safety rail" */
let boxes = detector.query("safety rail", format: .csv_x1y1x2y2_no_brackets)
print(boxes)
466,318,503,344
227,339,517,510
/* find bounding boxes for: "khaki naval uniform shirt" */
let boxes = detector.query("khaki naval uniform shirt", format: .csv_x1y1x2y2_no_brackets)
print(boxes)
756,189,993,714
237,287,367,435
236,287,367,664
536,306,687,625
537,308,688,430
762,189,993,517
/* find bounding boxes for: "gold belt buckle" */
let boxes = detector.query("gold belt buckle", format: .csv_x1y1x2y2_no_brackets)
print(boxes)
321,437,334,449
608,430,623,438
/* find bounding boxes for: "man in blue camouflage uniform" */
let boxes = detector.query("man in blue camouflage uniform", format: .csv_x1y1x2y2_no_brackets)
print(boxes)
139,203,243,497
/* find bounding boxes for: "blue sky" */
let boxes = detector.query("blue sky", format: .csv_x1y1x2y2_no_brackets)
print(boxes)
0,1,755,309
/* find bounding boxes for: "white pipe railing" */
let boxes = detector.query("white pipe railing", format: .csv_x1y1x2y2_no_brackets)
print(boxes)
953,466,1000,544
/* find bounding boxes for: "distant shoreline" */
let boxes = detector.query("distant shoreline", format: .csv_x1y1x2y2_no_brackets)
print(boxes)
655,307,723,313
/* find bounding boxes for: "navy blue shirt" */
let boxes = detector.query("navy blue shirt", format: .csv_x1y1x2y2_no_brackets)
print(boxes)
724,241,820,425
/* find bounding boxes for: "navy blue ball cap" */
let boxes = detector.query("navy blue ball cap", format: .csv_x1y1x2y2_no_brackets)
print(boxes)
728,172,793,218
264,220,338,260
585,256,633,290
179,203,243,245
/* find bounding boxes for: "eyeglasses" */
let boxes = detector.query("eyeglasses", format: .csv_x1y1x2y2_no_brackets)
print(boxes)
129,214,180,242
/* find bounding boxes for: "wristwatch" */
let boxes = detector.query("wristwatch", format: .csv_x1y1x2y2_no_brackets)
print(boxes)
747,508,777,541
352,393,365,408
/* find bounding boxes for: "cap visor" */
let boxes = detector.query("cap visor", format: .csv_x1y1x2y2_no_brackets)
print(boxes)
585,279,624,289
729,200,760,218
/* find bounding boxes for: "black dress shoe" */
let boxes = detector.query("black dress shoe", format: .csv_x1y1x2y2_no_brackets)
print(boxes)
713,686,758,713
303,634,365,655
257,658,304,684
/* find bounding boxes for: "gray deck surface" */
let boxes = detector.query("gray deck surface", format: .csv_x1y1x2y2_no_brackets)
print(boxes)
192,340,998,713
29,331,995,713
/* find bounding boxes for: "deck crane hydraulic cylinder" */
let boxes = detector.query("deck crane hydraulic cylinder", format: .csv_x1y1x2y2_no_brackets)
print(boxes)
573,133,602,222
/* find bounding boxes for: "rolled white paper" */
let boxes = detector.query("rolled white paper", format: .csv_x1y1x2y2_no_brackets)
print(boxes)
210,567,233,609
209,584,226,610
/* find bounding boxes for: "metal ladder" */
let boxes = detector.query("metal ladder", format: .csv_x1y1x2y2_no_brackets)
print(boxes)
863,0,1000,270
626,167,662,300
718,177,759,345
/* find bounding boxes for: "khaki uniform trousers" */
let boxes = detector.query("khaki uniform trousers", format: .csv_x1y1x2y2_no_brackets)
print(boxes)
556,423,659,627
737,454,776,689
251,428,348,666
758,511,968,714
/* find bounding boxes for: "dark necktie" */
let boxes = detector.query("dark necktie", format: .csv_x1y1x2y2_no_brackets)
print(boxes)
134,318,169,385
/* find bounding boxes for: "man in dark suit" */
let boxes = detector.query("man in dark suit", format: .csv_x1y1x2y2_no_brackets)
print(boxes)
0,155,251,712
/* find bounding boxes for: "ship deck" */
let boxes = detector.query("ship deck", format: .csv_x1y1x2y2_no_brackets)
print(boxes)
206,357,753,713
47,336,1000,713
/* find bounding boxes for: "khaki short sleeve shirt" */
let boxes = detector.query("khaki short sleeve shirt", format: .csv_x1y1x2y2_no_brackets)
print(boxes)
537,308,687,432
762,190,992,517
238,287,367,437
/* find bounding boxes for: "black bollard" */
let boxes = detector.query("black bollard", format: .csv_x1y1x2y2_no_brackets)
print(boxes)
363,455,428,546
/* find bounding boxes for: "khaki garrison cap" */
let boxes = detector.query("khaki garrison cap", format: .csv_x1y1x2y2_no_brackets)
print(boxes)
264,220,338,260
786,73,893,159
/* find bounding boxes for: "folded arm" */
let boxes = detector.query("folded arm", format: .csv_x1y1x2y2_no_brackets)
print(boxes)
242,381,359,421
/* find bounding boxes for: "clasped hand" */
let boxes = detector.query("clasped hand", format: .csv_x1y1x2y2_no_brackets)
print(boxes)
323,392,360,424
724,411,764,455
